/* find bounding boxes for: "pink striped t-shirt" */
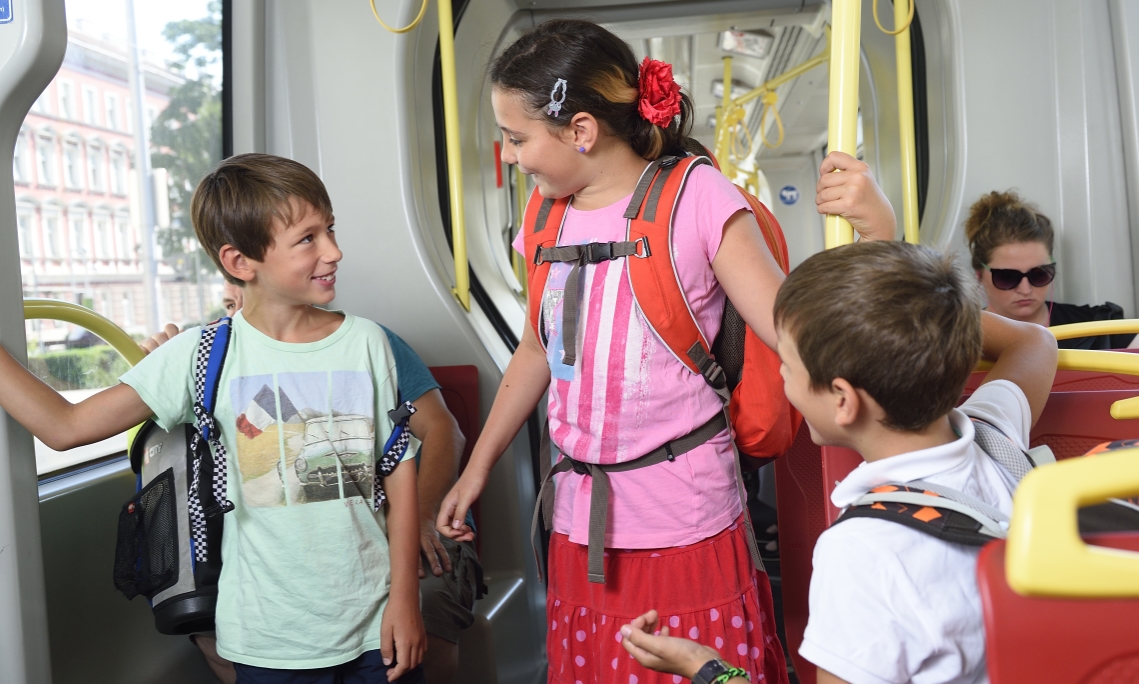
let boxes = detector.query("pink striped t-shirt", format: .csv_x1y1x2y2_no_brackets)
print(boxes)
513,164,755,549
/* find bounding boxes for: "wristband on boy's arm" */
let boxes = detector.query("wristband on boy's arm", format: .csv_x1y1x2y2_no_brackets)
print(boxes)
692,659,750,684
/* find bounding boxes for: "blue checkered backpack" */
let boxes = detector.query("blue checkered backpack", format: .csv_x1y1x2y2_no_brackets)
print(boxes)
112,317,420,634
113,317,235,634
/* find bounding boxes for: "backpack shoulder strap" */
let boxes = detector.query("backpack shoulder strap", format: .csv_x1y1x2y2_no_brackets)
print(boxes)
375,398,418,511
188,317,235,561
624,155,726,391
835,482,1008,546
194,317,233,441
746,191,791,274
522,188,569,352
970,417,1039,486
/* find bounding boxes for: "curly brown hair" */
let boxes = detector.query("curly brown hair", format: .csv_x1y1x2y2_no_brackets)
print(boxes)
964,190,1054,271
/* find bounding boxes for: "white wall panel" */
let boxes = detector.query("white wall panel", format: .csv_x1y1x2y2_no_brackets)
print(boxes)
947,0,1132,312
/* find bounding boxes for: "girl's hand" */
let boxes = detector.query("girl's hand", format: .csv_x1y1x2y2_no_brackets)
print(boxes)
816,151,897,241
619,610,721,679
436,468,486,542
380,594,426,681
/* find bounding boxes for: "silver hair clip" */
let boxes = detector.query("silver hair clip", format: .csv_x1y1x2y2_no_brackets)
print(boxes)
547,78,567,117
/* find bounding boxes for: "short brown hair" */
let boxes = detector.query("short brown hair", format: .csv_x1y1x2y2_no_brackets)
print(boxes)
965,190,1054,271
191,153,333,285
774,241,983,432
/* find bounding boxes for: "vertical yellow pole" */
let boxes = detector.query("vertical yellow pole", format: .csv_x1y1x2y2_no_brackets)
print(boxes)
438,0,470,310
825,0,862,248
895,0,920,243
513,166,528,296
715,56,733,173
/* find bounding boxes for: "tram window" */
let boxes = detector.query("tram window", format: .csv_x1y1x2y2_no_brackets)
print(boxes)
14,0,228,476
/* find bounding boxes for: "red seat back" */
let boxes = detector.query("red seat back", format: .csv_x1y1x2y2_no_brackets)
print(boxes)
977,534,1139,684
429,365,481,543
776,368,1139,684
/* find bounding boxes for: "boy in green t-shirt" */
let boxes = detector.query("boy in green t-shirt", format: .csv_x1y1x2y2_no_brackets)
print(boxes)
0,154,425,682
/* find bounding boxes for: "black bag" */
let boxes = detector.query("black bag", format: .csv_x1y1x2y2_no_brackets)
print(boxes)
113,318,234,635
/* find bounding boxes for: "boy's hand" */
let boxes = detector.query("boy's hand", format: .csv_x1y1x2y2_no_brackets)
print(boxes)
436,470,483,542
380,593,425,681
139,323,182,355
420,516,453,578
816,151,897,242
619,610,721,679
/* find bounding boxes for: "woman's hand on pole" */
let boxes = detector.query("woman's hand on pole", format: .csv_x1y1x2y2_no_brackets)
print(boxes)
816,151,897,241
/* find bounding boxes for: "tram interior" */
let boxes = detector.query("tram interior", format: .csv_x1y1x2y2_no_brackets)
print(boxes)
3,0,1139,683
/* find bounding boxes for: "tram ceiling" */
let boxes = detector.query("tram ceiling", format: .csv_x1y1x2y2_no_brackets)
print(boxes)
522,0,823,39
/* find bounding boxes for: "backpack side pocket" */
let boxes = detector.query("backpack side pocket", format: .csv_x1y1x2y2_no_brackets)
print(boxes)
113,467,179,600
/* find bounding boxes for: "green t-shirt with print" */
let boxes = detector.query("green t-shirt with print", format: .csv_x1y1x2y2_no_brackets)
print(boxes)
121,311,412,669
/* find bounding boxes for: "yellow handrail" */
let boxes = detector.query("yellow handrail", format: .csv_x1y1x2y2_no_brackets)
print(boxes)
826,0,863,248
1006,447,1139,597
714,56,734,172
1049,319,1139,341
369,0,429,34
436,0,470,311
512,165,529,297
893,0,919,244
23,299,145,367
730,42,831,109
975,347,1139,419
712,39,829,186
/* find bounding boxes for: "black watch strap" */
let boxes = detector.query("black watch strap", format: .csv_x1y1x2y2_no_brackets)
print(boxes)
692,659,730,684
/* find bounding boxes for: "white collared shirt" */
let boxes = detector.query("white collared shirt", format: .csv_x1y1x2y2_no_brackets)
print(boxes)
800,380,1030,684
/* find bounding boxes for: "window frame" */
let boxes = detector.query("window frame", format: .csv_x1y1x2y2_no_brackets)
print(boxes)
16,208,35,260
68,209,89,265
86,141,105,192
57,80,75,120
94,213,112,260
82,85,99,126
35,132,57,187
62,137,83,191
13,129,29,184
42,210,62,260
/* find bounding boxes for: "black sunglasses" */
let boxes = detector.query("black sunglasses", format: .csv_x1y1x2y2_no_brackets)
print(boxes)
982,262,1057,290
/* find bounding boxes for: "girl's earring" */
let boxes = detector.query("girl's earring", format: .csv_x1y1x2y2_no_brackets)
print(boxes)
578,146,586,153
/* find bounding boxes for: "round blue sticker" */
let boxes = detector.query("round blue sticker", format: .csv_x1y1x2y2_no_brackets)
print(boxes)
779,185,800,206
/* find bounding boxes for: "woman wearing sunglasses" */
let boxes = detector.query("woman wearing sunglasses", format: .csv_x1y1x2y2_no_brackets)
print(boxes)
966,190,1137,349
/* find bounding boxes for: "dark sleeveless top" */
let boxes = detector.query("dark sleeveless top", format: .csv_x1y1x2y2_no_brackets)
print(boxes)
1049,301,1135,350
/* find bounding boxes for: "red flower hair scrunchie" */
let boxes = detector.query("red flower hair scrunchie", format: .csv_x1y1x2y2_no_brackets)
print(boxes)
637,56,682,128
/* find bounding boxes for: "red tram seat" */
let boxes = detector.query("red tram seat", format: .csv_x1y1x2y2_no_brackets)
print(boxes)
977,534,1139,684
775,364,1139,684
428,365,482,547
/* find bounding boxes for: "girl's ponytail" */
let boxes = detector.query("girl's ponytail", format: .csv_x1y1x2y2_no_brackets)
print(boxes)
490,19,697,161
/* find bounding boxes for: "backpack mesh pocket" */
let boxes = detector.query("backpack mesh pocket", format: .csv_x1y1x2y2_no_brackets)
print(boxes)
114,468,178,600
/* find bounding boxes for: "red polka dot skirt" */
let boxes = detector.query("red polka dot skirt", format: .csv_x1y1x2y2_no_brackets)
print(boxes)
546,514,789,684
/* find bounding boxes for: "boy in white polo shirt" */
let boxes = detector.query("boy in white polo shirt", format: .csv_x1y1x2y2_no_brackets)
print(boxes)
772,241,1057,684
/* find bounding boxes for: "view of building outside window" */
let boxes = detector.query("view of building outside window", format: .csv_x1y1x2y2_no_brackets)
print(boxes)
14,0,224,474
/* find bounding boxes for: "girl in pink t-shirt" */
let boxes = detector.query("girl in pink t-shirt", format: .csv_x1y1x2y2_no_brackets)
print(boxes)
437,19,893,684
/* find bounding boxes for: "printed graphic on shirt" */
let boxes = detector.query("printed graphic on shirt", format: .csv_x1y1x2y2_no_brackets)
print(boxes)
230,370,375,508
542,265,573,381
543,255,657,464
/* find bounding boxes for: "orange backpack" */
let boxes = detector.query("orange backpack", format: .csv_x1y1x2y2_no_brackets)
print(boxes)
522,154,802,468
